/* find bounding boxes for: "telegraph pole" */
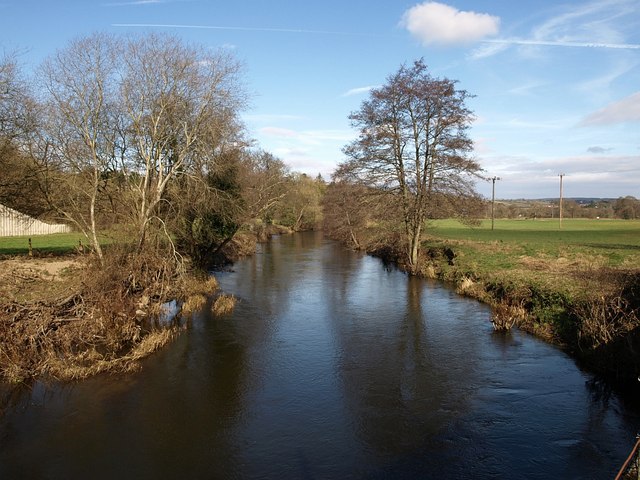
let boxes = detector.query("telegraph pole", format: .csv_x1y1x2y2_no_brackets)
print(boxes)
491,176,501,231
559,173,565,229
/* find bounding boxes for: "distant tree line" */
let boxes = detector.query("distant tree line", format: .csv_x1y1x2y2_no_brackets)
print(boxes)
0,33,323,268
488,197,640,220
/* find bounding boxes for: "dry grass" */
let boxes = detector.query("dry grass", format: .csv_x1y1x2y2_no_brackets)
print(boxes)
571,269,640,350
182,294,208,315
211,294,236,316
491,301,527,331
0,257,82,303
180,274,219,316
456,276,475,294
183,275,218,296
42,327,179,381
0,243,202,384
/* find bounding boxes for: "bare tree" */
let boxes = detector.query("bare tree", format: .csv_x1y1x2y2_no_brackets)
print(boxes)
613,196,640,220
118,34,246,250
168,147,245,267
275,173,325,231
0,52,47,215
240,150,289,222
39,33,119,263
33,33,247,263
323,181,383,249
337,59,481,272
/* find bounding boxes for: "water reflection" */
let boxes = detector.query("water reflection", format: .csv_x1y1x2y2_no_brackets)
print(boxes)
0,231,639,479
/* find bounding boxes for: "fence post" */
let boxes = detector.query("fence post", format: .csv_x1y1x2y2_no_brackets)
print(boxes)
28,238,32,257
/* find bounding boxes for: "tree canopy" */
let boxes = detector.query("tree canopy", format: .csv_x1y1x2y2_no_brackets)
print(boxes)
335,59,482,272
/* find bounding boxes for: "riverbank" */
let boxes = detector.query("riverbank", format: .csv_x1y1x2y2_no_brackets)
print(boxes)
0,243,242,384
3,230,636,480
363,219,640,393
0,225,291,384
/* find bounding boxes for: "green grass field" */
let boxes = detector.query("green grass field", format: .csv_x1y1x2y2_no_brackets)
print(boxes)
420,218,640,307
427,218,640,269
0,232,92,256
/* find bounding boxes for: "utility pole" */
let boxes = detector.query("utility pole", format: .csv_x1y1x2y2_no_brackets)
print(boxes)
559,173,565,229
491,176,501,231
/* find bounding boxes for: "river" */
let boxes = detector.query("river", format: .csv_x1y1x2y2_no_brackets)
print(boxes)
1,231,638,479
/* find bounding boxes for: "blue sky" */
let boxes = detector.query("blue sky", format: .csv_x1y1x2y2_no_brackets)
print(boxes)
1,0,639,199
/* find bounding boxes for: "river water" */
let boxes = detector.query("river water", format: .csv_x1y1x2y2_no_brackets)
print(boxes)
1,231,638,479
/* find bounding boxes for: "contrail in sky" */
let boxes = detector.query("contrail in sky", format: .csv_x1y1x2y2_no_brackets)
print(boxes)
112,24,640,50
483,38,640,50
112,23,381,37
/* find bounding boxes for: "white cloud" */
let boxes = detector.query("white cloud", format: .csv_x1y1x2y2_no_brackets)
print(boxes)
259,127,352,144
483,38,640,50
401,2,500,46
254,127,355,178
507,81,546,96
576,61,638,104
472,137,494,155
469,0,640,59
532,0,635,46
580,92,640,126
259,127,297,138
341,85,379,97
476,153,640,198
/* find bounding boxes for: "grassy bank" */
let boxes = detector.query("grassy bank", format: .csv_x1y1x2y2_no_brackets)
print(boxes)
419,218,640,390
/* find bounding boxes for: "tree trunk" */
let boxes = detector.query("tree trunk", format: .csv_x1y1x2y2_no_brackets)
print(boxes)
89,185,104,265
408,221,422,274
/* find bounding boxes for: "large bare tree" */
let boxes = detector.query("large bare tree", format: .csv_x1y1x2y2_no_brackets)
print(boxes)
34,33,247,262
337,59,482,272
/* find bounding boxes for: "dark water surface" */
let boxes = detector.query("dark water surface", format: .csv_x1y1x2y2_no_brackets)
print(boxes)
1,231,639,479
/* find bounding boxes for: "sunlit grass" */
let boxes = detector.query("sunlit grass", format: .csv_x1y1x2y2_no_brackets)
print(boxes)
427,219,640,268
0,232,86,255
422,218,640,303
0,231,120,256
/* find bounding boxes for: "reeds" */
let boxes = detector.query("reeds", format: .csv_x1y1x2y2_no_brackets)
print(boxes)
211,294,236,316
491,301,526,331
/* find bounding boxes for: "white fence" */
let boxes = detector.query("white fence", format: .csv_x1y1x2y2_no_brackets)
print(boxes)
0,204,72,237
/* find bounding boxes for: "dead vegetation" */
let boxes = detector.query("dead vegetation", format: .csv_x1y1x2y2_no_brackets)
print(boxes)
211,294,237,316
0,244,223,384
571,269,640,351
491,300,527,331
